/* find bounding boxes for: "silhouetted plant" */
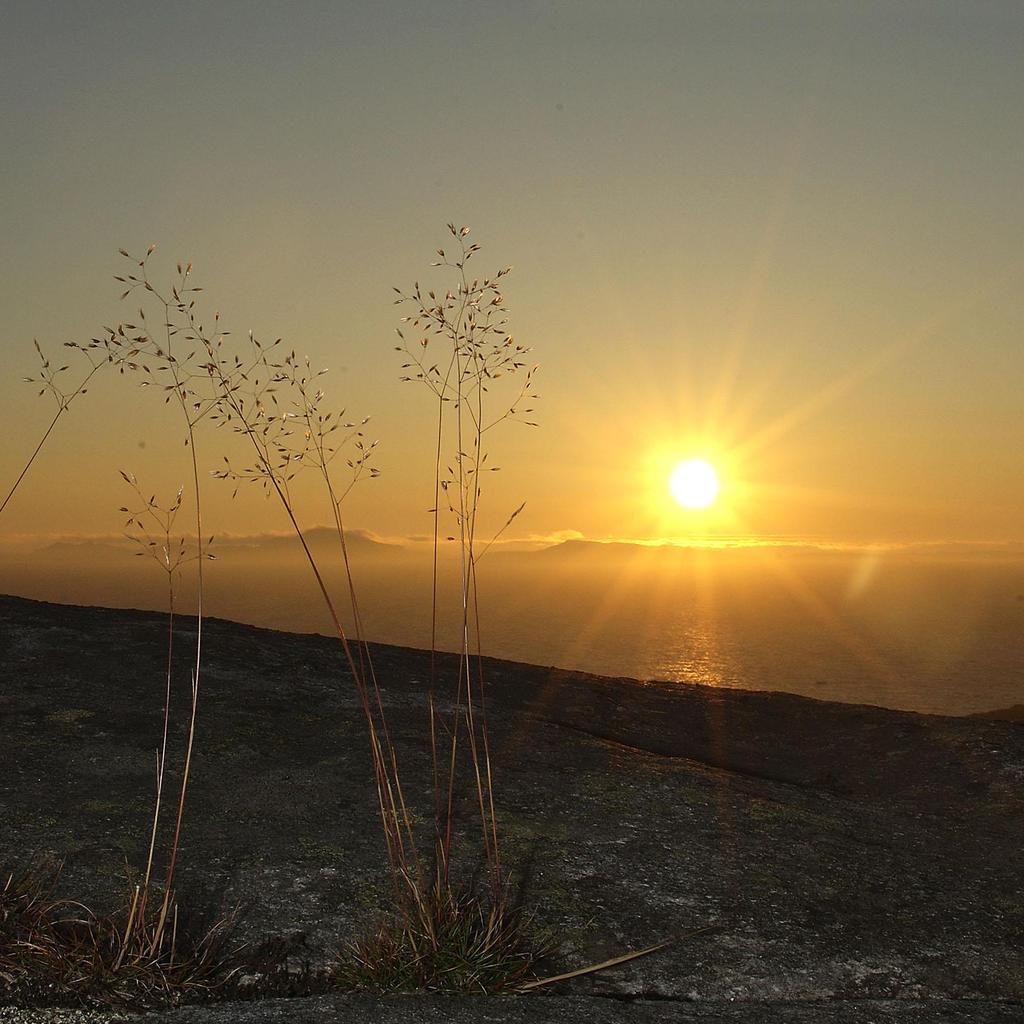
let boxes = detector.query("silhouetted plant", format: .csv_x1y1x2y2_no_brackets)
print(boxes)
326,227,543,991
202,333,416,877
110,247,223,951
393,224,538,886
116,472,216,959
2,337,113,517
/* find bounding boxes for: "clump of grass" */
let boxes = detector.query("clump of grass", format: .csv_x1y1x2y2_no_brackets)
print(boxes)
2,250,238,1009
393,223,538,862
334,883,550,994
0,859,246,1009
306,227,549,994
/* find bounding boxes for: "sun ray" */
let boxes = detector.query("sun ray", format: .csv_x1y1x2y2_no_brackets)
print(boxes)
733,257,1024,465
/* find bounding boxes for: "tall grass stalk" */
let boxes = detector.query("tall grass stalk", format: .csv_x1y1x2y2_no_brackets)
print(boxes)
329,227,546,992
394,224,538,892
3,260,246,1006
2,338,110,517
136,280,418,884
111,247,221,950
204,347,405,863
115,474,214,964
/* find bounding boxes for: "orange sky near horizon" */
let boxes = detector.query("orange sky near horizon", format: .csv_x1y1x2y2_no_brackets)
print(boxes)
2,2,1023,553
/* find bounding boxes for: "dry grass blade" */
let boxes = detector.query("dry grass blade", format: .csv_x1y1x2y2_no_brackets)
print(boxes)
516,926,718,992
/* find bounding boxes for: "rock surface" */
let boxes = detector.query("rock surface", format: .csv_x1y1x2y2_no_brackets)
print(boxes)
1,594,1022,1021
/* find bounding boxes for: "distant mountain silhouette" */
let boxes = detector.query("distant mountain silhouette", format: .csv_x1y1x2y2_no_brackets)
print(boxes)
231,527,404,554
36,528,404,559
536,539,666,557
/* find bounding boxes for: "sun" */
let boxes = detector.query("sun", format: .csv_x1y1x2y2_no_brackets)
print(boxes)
669,458,720,509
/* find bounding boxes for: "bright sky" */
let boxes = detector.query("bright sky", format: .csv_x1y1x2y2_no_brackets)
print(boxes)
2,0,1022,548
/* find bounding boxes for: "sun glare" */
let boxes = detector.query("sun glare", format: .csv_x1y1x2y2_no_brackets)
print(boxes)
669,459,720,510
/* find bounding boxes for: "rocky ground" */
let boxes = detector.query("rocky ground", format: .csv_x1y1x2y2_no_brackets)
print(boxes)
1,594,1022,1022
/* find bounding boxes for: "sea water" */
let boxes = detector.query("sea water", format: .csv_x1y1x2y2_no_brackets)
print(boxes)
4,545,1022,717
